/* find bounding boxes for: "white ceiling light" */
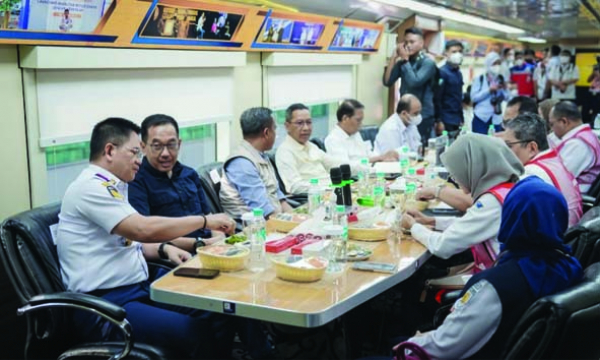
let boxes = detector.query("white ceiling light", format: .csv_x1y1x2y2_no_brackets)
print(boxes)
517,36,547,44
371,0,525,34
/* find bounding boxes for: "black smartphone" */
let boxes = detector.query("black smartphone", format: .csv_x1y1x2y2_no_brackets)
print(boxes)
174,267,220,279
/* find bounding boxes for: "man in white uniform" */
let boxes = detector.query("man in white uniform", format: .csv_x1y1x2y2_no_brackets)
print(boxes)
276,103,340,194
324,99,398,170
374,94,422,154
56,117,237,359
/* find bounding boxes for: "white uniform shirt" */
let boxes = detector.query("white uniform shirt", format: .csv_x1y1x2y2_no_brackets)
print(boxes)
410,193,501,259
374,113,421,154
275,135,340,194
324,125,373,171
57,165,147,293
409,279,502,359
548,64,579,100
552,124,595,193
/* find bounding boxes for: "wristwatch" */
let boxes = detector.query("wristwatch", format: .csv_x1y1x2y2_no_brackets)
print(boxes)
194,237,207,250
158,242,172,260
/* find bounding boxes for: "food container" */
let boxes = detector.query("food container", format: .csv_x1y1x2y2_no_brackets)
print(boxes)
197,244,249,272
269,213,311,233
271,256,328,283
348,226,390,241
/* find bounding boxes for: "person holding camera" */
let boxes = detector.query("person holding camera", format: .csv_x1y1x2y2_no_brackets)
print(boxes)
470,52,509,134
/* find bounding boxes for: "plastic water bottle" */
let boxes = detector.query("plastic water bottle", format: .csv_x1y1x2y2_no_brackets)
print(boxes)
594,114,600,130
334,205,348,259
487,124,496,136
373,172,386,207
404,182,417,212
435,132,449,166
358,158,370,198
308,178,322,214
249,208,267,273
399,146,410,174
324,224,344,273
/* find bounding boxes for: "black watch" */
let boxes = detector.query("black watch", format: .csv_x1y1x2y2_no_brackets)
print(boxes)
158,242,172,260
194,238,206,249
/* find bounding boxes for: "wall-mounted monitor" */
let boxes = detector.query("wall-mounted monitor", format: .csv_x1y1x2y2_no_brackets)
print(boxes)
251,9,326,50
328,23,381,52
133,0,245,47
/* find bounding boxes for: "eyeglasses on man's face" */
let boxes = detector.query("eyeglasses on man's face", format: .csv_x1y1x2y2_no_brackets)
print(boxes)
149,142,180,153
289,120,313,128
111,143,143,160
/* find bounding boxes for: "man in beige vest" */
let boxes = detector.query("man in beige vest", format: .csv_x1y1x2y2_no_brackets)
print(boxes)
220,107,293,219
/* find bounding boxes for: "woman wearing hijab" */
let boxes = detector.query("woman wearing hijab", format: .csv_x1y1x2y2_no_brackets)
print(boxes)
470,52,510,134
403,133,524,272
396,176,583,359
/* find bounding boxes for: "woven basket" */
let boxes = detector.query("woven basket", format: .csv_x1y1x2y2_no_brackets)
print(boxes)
269,218,301,233
197,246,249,272
348,226,390,241
272,259,327,282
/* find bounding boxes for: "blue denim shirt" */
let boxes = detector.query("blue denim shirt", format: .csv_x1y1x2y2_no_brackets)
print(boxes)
129,157,212,238
438,63,464,126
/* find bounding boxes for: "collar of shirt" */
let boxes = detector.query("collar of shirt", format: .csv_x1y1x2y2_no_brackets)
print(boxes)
141,157,183,179
443,62,460,72
283,134,311,152
392,113,409,132
558,123,589,142
88,164,128,193
331,124,352,141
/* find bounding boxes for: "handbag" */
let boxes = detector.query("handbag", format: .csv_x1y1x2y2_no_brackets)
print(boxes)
394,342,432,360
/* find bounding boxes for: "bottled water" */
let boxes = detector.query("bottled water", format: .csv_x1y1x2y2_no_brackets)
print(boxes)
324,224,344,273
435,131,449,166
373,172,386,208
487,124,495,136
358,158,370,198
399,146,410,174
308,178,322,214
249,208,267,273
333,205,348,259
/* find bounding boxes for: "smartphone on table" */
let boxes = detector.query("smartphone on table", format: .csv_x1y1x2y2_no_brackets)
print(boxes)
352,262,397,274
174,267,220,279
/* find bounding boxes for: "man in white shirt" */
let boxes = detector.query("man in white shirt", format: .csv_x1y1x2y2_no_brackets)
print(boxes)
276,103,340,194
374,94,422,154
548,50,579,101
324,99,398,170
549,101,600,193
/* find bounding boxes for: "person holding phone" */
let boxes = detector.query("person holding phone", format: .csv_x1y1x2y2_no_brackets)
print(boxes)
383,27,438,145
56,118,239,359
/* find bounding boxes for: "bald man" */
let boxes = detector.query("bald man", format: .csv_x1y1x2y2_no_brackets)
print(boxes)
375,94,423,154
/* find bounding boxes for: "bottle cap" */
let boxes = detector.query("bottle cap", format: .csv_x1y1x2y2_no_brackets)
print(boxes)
406,182,417,193
401,146,409,153
336,205,345,213
407,168,416,175
310,178,319,185
360,158,369,165
442,130,448,136
252,208,264,216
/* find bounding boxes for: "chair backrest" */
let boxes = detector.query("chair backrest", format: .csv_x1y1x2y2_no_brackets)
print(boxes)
586,173,600,199
0,202,73,357
565,207,600,269
502,263,600,360
266,152,288,195
196,162,224,214
309,137,325,151
359,125,379,147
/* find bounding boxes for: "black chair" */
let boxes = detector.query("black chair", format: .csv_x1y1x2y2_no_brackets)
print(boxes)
582,174,600,211
565,206,600,269
309,137,326,151
359,125,379,147
0,203,177,360
501,262,600,359
196,161,224,214
266,152,307,207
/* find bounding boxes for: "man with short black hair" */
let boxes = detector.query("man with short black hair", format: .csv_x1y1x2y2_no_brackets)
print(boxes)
220,107,292,219
549,101,600,192
374,94,422,154
129,114,225,252
437,39,465,133
383,27,437,144
324,99,398,169
276,103,340,194
57,117,237,359
503,96,538,125
499,113,582,225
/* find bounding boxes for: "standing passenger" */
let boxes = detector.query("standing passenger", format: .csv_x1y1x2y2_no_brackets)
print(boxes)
437,40,465,134
470,52,509,134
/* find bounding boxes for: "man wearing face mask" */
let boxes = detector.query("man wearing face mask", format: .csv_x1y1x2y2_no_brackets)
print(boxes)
374,94,422,154
436,40,465,134
383,27,437,145
470,52,510,134
500,48,515,83
548,50,580,101
499,113,582,226
510,50,536,97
